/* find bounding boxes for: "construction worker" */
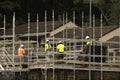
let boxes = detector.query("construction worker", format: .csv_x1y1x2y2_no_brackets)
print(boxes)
57,41,65,59
83,36,92,61
45,39,52,51
18,44,25,62
45,39,52,61
85,36,92,46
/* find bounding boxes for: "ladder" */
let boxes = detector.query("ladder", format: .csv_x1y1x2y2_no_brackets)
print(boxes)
2,47,15,71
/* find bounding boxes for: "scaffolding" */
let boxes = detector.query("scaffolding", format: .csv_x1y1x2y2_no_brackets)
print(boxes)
0,11,120,80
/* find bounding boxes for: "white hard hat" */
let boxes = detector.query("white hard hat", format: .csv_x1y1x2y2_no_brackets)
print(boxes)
85,36,90,39
20,44,24,47
46,39,49,42
59,41,62,43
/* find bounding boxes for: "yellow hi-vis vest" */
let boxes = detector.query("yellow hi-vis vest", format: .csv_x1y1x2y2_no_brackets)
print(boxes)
86,40,92,45
45,43,52,51
57,44,65,52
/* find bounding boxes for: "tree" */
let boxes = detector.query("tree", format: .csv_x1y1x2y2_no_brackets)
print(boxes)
109,0,120,25
99,0,120,25
0,0,20,27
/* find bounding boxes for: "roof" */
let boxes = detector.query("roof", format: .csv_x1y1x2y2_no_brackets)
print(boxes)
0,21,119,45
50,21,78,36
0,21,63,35
53,26,117,39
99,27,120,42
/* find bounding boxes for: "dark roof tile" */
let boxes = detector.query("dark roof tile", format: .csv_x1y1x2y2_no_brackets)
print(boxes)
54,26,117,39
0,21,63,35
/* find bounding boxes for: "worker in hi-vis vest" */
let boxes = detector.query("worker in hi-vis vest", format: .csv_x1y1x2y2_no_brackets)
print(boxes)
18,44,25,62
45,39,52,61
83,36,92,61
45,39,52,51
85,36,92,46
57,41,65,59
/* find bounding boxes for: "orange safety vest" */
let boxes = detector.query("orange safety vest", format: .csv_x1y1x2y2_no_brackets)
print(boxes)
18,48,25,56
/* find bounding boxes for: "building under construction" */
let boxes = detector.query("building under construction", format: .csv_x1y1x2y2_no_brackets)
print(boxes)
0,11,120,80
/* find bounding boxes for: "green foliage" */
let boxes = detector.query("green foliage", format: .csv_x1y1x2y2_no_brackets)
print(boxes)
73,0,82,5
109,0,120,25
99,0,120,25
0,0,21,28
0,1,20,11
0,0,119,27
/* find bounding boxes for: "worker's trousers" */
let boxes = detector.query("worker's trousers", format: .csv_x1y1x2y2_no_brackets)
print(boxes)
46,52,52,61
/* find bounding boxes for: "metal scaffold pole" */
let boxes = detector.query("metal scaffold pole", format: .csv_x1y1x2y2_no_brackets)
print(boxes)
3,14,8,80
82,11,84,50
100,13,103,80
3,14,6,72
65,12,68,50
93,14,95,63
89,0,92,80
52,10,55,80
62,13,65,43
73,11,76,80
12,12,15,79
4,15,6,47
45,10,47,45
82,11,85,62
44,10,47,80
36,13,39,62
28,13,30,70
